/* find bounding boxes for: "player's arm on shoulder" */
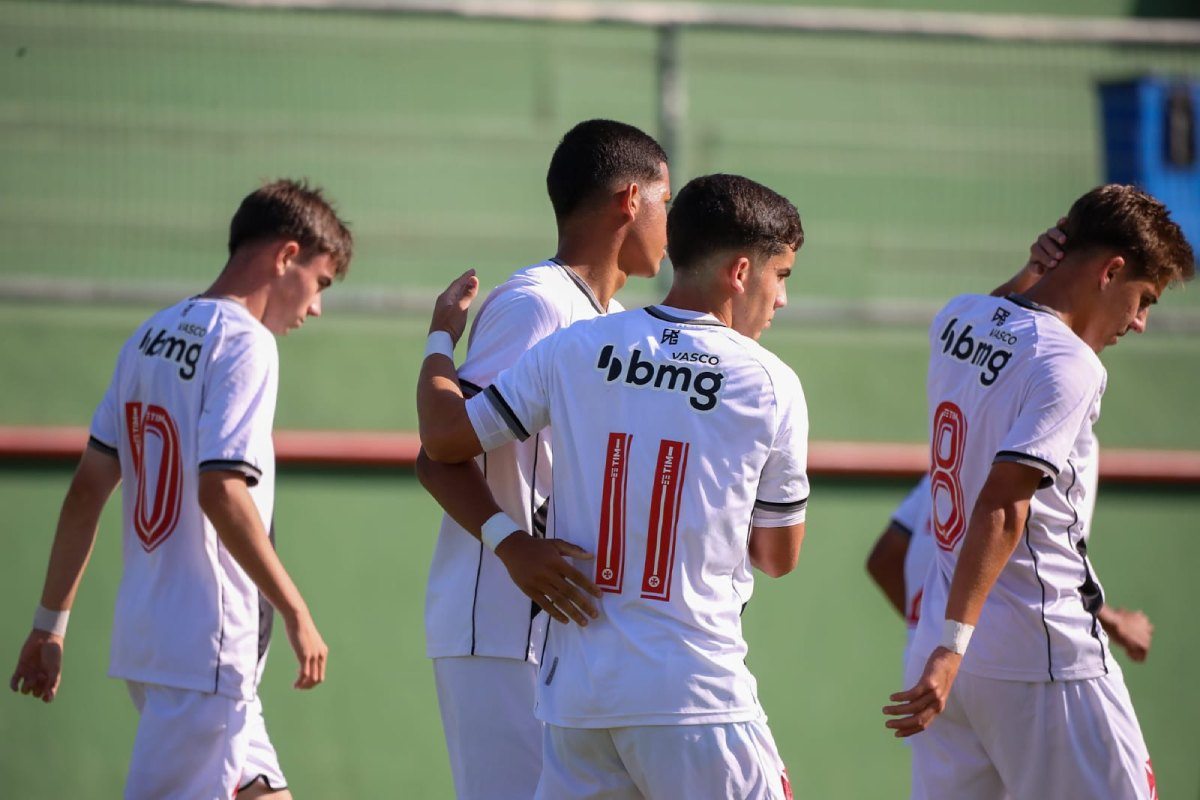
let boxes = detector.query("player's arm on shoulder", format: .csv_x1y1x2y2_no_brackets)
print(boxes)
198,471,327,689
418,271,487,463
11,444,121,703
866,523,910,617
749,522,805,578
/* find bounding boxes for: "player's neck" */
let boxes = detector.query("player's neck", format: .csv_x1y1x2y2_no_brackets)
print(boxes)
1023,276,1101,351
554,242,625,309
660,283,732,327
202,258,268,322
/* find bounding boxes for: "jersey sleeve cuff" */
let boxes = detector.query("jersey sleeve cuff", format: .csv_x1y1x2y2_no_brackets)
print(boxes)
87,435,119,459
993,450,1057,489
889,519,915,538
466,392,519,453
199,459,262,487
483,385,531,442
752,497,808,527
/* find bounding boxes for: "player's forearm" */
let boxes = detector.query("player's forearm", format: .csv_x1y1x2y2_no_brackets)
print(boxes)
944,497,1029,626
865,528,908,617
39,449,121,611
748,524,804,578
416,357,484,463
415,448,503,537
198,472,309,623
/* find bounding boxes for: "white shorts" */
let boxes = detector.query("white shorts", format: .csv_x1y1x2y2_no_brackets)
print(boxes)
125,682,286,800
432,656,541,800
909,664,1156,800
537,719,793,800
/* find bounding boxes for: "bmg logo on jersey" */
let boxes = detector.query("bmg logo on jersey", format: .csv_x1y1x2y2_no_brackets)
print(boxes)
138,327,203,380
938,317,1013,386
596,344,724,412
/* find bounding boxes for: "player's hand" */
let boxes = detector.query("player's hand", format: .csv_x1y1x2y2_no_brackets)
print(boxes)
430,269,479,346
1103,607,1154,663
1024,218,1067,277
495,532,602,627
10,629,65,703
882,646,961,738
283,609,328,690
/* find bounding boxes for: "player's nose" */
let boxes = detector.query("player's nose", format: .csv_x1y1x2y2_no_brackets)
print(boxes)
308,294,322,318
775,285,788,310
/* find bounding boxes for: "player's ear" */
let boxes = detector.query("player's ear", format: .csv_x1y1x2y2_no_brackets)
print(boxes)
1099,255,1126,289
617,182,640,222
727,256,752,294
273,240,302,277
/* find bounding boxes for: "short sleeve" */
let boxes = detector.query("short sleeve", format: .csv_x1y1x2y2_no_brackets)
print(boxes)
88,368,121,458
995,351,1103,488
459,288,562,395
465,331,556,453
890,475,932,537
753,370,810,527
197,330,277,486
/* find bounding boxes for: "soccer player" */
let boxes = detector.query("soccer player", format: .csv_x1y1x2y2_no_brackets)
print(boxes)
420,173,807,799
417,119,670,799
10,180,352,800
867,228,1071,645
883,185,1193,800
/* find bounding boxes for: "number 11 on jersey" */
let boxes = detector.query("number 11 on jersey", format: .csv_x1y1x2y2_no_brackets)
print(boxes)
594,433,691,602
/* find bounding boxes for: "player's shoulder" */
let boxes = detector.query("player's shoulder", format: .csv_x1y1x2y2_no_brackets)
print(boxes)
480,260,595,322
1006,296,1103,379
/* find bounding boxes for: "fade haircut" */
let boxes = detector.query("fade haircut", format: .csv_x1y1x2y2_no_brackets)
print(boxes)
667,174,803,273
1063,184,1194,286
228,179,354,277
546,119,668,222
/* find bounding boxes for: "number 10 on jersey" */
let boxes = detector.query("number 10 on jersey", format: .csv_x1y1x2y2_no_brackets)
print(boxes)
595,433,691,602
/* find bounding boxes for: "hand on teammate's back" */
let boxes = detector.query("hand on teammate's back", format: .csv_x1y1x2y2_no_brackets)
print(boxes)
881,646,962,738
283,609,328,690
430,269,480,344
9,630,64,703
494,533,602,627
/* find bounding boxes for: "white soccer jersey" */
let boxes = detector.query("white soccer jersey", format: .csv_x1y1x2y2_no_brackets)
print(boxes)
466,305,810,728
425,259,623,661
911,293,1111,682
890,475,934,643
89,297,278,700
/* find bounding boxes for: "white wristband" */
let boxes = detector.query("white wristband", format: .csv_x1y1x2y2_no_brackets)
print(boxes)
424,331,455,361
940,619,975,655
480,512,521,552
33,605,70,638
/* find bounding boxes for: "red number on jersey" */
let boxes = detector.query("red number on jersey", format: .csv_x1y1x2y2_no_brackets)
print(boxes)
593,434,690,602
931,401,968,552
595,433,632,593
125,402,184,552
641,439,689,601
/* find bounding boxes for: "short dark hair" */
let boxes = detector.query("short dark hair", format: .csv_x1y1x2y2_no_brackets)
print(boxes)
1063,184,1194,285
667,174,803,273
546,120,668,221
228,179,354,276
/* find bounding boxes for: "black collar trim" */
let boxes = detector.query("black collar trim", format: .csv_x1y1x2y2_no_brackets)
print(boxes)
549,258,604,314
644,306,726,327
